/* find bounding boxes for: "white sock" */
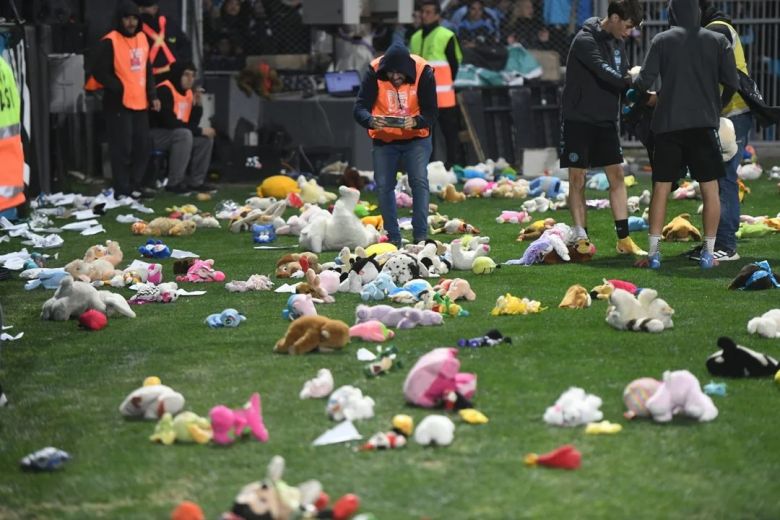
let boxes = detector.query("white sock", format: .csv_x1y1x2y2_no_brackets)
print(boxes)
573,226,588,240
648,234,661,256
705,237,716,255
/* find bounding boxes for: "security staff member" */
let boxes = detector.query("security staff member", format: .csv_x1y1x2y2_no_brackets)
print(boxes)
0,53,24,214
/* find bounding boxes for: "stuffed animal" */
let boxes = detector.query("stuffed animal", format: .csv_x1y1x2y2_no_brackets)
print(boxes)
299,186,380,253
297,268,334,303
380,252,429,286
737,162,762,180
325,385,375,422
282,294,317,321
84,240,123,267
175,259,225,283
414,242,450,276
626,189,651,214
439,183,466,203
98,290,137,318
64,258,119,283
274,315,350,355
223,456,360,520
298,176,337,205
490,293,545,315
252,223,276,244
427,161,457,193
747,309,780,338
528,176,562,198
524,444,582,470
662,213,702,241
229,200,287,233
149,411,213,445
434,278,476,301
349,320,395,343
706,337,779,378
672,180,700,200
414,415,455,446
462,177,488,196
209,392,269,444
134,217,197,236
589,278,638,300
471,256,498,274
339,166,367,191
728,260,780,290
359,272,397,302
622,377,662,419
495,210,531,224
257,175,300,199
275,252,320,279
585,172,609,191
119,377,185,420
605,288,673,333
644,370,718,422
516,218,556,241
206,308,246,328
339,254,380,293
405,348,474,406
225,274,274,292
450,239,489,270
41,275,106,320
543,387,603,427
735,221,776,239
138,239,171,259
129,282,179,304
457,329,511,348
299,368,334,399
354,304,443,329
558,284,591,309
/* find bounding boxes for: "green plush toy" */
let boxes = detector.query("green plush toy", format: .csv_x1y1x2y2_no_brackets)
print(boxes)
150,412,213,445
735,222,776,239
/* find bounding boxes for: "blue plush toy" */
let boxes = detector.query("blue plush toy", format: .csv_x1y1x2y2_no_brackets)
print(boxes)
628,216,649,232
205,308,247,328
585,172,610,191
252,223,276,244
138,239,171,259
24,268,68,290
528,176,562,199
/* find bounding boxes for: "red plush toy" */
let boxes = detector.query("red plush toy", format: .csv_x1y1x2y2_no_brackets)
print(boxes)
524,444,582,470
78,309,108,331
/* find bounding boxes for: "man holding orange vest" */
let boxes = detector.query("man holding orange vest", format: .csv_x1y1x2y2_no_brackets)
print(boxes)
90,1,160,198
410,0,464,169
134,0,191,80
353,43,438,248
150,61,216,193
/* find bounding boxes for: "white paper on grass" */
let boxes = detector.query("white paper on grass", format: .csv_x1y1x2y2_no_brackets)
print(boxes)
52,193,75,206
176,289,207,296
170,249,200,259
274,283,299,294
356,348,377,361
130,202,154,214
0,217,27,231
253,245,299,250
61,219,98,231
312,420,362,446
116,214,140,224
72,209,97,220
81,225,105,236
22,234,64,248
127,259,151,271
1,331,24,341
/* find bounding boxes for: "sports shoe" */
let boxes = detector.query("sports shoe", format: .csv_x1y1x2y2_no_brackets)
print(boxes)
165,184,191,195
699,250,718,269
689,247,739,262
616,236,648,256
190,183,218,193
684,243,703,259
648,252,661,269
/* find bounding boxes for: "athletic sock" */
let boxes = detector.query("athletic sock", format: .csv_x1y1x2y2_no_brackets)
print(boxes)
704,236,716,255
648,234,662,256
573,226,588,240
615,219,629,239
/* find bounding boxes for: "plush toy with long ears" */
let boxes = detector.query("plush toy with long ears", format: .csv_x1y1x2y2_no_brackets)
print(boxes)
282,294,318,321
558,284,591,309
209,392,269,445
645,370,718,422
150,411,213,445
662,213,702,242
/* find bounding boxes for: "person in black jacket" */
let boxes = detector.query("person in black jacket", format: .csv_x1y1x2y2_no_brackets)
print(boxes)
91,0,160,199
150,62,216,193
633,0,739,269
134,0,192,80
559,0,645,258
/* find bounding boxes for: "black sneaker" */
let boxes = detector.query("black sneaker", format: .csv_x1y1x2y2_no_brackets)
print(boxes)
165,184,191,195
712,248,740,262
684,244,703,259
190,183,218,193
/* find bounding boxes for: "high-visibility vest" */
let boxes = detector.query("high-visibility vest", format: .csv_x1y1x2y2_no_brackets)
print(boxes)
142,15,177,76
708,20,750,117
409,26,461,108
157,80,192,123
0,57,24,212
84,31,150,110
368,54,431,142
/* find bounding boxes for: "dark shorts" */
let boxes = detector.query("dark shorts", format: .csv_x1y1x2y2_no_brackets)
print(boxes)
559,120,623,168
652,127,725,183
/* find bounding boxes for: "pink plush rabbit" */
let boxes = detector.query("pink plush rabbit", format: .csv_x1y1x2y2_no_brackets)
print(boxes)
209,392,269,445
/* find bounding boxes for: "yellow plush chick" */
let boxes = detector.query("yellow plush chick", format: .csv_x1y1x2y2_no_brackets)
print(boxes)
585,421,623,435
624,175,637,187
558,284,592,309
662,213,702,242
144,376,161,386
361,215,384,230
392,414,414,437
459,408,489,424
257,175,300,199
491,293,546,315
365,242,397,256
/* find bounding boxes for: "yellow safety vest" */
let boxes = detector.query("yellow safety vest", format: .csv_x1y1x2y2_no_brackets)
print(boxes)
409,26,462,108
708,20,749,117
0,56,24,212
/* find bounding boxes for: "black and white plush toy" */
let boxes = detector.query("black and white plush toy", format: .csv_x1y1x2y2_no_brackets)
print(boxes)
706,337,779,378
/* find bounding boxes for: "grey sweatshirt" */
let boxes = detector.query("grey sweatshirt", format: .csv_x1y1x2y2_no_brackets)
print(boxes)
634,0,739,134
561,17,630,127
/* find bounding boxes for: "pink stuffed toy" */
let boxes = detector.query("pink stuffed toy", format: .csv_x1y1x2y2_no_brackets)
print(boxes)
209,392,269,445
434,278,476,301
645,370,718,423
403,347,476,408
176,259,225,283
354,304,443,329
349,320,395,342
146,263,163,285
395,191,413,208
495,210,531,224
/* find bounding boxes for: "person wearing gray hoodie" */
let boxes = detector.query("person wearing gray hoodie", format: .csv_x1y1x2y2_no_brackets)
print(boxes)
633,0,739,270
559,0,647,259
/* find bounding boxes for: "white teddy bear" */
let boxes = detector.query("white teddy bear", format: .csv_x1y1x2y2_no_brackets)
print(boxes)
747,309,780,338
326,385,375,422
543,387,603,427
299,186,380,253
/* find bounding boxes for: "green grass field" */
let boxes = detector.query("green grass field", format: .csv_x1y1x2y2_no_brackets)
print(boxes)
1,170,779,520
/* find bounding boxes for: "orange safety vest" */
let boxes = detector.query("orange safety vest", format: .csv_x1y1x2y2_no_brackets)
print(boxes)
428,61,456,108
84,31,150,110
0,57,24,212
157,80,192,123
368,54,431,142
142,15,176,76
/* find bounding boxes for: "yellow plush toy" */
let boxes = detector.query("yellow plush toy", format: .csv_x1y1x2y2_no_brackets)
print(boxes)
439,183,466,203
134,218,197,237
558,284,591,309
298,177,337,205
257,175,300,199
490,293,546,315
662,213,702,242
149,411,213,445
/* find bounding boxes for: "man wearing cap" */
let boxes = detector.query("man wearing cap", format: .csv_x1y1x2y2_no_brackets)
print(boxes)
134,0,191,80
353,43,438,248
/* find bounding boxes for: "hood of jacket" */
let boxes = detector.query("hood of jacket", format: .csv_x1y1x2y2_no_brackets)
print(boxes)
581,16,613,42
114,0,143,37
377,43,417,84
699,3,732,27
669,0,699,30
167,61,196,94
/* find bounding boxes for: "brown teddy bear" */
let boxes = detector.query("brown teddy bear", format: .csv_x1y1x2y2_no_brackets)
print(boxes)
439,183,466,203
274,316,350,355
83,240,124,267
64,258,119,283
132,218,196,236
662,213,702,242
275,253,320,278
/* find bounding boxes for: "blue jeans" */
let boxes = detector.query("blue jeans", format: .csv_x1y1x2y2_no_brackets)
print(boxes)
372,137,432,243
717,112,753,251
